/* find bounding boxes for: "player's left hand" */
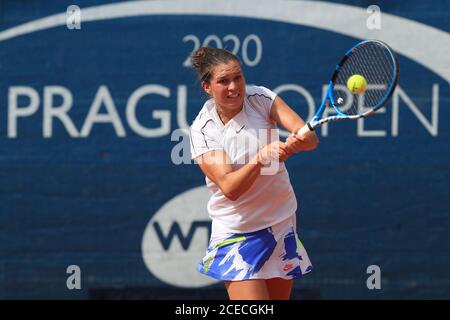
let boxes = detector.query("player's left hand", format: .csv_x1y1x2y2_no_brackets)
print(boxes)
283,133,306,158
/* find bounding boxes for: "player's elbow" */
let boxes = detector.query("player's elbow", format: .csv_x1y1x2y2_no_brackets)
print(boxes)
225,193,240,201
223,189,241,201
216,178,241,201
221,183,243,201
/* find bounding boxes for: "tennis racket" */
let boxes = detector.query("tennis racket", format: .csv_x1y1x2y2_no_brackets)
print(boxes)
298,39,399,136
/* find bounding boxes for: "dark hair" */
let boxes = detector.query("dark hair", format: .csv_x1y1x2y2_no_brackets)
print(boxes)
190,47,241,84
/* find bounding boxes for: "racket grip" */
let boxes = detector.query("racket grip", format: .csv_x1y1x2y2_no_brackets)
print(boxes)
297,123,314,136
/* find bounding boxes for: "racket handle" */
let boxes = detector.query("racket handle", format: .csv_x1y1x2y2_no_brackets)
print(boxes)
297,123,314,136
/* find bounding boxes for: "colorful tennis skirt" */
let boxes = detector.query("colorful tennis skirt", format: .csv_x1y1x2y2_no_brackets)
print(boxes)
197,214,312,281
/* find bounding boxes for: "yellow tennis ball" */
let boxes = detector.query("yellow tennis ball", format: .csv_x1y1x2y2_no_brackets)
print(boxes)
347,74,367,94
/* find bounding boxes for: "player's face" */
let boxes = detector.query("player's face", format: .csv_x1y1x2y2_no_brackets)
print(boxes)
203,60,245,111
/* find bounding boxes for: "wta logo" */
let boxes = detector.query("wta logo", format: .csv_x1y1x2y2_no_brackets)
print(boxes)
141,186,219,288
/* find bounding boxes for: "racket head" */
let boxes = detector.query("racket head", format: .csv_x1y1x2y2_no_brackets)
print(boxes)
328,39,399,119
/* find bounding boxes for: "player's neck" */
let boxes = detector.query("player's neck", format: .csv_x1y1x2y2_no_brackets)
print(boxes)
215,104,243,125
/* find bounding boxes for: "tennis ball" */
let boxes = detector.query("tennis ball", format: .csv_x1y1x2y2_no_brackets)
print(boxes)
347,74,367,94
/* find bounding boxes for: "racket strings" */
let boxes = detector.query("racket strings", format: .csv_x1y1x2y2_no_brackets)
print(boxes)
350,43,392,113
352,46,390,114
332,41,396,116
351,43,393,112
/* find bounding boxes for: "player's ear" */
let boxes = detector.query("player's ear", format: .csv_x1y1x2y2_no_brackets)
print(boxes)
201,81,212,95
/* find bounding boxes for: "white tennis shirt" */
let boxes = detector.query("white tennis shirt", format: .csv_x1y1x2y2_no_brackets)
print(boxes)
190,85,297,233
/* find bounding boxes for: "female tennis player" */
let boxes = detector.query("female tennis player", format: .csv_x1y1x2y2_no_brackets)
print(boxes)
189,47,319,300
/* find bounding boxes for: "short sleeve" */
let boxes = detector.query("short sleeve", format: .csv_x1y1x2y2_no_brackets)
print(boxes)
246,86,277,120
189,119,223,160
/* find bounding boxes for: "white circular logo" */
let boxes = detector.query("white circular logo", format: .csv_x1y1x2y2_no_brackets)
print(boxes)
141,186,219,288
